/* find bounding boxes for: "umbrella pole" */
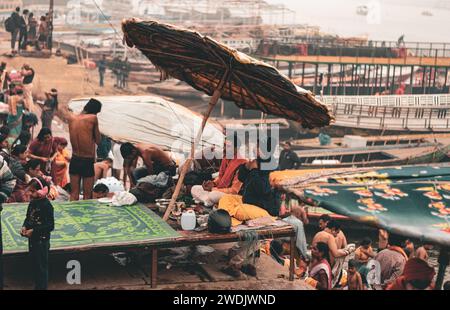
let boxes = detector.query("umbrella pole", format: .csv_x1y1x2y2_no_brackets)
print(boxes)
163,72,229,221
435,246,449,290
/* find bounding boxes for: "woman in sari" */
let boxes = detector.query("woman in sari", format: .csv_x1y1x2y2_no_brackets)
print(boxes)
306,242,332,290
28,127,57,174
51,137,70,187
6,87,25,145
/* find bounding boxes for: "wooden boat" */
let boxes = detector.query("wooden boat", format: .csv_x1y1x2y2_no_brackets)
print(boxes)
293,135,450,169
291,133,450,150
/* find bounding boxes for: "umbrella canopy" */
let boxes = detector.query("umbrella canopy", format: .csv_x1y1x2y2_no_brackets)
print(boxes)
68,95,224,156
122,18,332,129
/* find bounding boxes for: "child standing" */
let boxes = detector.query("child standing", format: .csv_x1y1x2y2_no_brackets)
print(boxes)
20,177,54,290
347,259,364,290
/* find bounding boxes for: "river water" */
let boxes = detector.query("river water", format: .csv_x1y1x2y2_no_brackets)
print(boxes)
266,0,450,42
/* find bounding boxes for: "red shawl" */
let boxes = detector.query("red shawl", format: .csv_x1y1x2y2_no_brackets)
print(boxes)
215,158,247,189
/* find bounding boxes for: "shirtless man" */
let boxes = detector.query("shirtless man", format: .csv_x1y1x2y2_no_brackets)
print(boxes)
312,220,349,266
120,142,176,188
66,98,102,200
415,243,433,262
94,158,112,182
318,214,347,249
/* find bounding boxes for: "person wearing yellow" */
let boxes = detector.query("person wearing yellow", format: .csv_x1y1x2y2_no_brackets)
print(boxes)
51,137,71,188
220,137,279,278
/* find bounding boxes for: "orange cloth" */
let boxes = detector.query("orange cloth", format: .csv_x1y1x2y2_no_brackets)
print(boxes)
386,258,435,290
215,158,246,189
388,246,408,261
402,258,435,282
213,173,242,195
52,148,70,187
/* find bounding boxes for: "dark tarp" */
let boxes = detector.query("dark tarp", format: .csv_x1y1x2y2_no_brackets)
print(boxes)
303,165,450,246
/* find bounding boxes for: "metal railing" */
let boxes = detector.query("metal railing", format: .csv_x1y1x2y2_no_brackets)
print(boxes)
258,38,450,59
323,95,450,131
321,94,450,107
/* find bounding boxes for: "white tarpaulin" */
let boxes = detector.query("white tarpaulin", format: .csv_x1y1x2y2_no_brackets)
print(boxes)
68,96,224,158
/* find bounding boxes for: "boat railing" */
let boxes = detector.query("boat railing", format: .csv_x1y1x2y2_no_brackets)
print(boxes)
257,39,450,58
321,94,450,108
329,102,450,130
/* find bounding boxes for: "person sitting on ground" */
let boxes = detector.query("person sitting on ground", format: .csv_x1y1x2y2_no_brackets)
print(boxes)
354,237,376,266
375,234,408,287
305,242,332,290
65,98,102,201
347,259,364,290
386,258,435,290
0,135,10,161
218,137,279,226
191,136,246,207
8,144,27,181
219,137,278,278
51,137,70,188
120,142,177,188
7,145,29,203
12,130,32,149
92,183,110,199
24,158,58,201
415,243,433,263
94,157,113,182
28,127,57,174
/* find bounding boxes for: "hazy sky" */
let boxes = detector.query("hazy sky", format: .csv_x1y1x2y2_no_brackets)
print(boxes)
265,0,450,42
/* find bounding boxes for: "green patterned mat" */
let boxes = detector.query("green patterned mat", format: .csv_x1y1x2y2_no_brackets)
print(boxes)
1,200,180,254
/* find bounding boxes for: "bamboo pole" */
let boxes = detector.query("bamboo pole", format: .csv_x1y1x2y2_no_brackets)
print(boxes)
163,70,230,221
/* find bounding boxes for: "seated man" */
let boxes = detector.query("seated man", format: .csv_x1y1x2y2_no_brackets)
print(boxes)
120,142,176,188
94,157,112,182
93,183,111,199
191,137,246,207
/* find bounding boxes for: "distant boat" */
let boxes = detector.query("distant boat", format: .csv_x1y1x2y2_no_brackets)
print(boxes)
422,11,434,17
356,5,369,16
291,134,450,169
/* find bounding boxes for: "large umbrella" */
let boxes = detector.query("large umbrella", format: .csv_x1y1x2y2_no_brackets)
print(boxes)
122,18,332,220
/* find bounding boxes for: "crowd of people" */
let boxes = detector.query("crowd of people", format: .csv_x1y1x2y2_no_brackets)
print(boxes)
0,55,446,291
5,6,52,55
